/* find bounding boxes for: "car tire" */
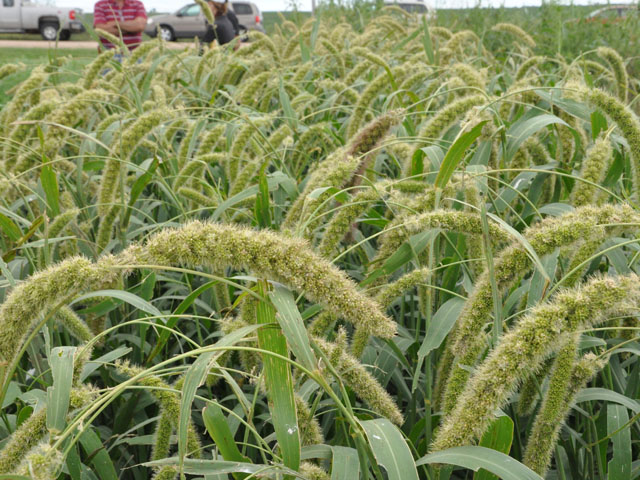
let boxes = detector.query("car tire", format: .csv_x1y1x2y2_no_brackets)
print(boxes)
159,25,175,42
40,22,59,41
59,29,71,41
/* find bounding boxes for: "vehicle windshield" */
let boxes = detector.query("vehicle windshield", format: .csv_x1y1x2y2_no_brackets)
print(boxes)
177,3,201,15
398,3,427,13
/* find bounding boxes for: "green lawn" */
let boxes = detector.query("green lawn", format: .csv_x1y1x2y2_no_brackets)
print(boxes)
0,48,96,107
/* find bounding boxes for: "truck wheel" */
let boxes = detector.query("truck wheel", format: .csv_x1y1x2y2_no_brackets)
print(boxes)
40,22,59,41
59,29,71,41
159,25,175,42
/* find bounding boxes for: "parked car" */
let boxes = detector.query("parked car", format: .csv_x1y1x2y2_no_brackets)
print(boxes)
383,0,436,21
0,0,84,40
584,5,638,23
145,2,264,41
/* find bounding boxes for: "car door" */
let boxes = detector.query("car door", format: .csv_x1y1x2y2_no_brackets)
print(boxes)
0,0,22,29
174,3,205,38
230,2,254,30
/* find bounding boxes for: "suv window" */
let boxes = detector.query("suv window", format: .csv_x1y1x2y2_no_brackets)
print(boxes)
182,4,201,16
232,3,252,15
398,3,427,13
3,0,15,6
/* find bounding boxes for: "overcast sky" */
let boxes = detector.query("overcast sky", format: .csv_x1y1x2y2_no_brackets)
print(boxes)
54,0,634,17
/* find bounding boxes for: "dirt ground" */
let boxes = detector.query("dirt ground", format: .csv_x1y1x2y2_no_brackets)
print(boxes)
0,39,192,49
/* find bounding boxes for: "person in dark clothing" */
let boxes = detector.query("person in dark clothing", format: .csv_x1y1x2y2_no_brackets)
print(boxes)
202,0,235,46
226,6,240,37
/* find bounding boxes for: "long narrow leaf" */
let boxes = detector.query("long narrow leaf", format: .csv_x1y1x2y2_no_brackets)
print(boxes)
417,446,543,480
40,163,60,217
435,121,486,189
608,404,631,480
331,446,360,480
269,283,316,371
46,346,75,434
203,403,251,465
256,281,300,474
361,418,419,480
72,289,163,318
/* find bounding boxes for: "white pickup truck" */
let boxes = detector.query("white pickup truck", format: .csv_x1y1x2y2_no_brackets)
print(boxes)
0,0,84,41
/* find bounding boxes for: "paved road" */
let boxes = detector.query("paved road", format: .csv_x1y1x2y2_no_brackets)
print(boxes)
0,39,192,50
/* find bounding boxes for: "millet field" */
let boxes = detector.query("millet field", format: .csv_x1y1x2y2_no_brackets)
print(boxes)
0,3,639,479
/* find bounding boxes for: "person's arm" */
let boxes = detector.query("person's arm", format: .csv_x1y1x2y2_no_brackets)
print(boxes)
95,18,145,34
93,3,116,33
121,2,147,34
113,17,146,33
94,2,146,34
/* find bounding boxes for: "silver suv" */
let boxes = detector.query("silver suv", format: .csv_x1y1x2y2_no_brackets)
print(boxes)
145,2,264,41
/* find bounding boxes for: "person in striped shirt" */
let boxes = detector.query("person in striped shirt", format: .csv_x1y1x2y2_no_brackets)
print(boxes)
93,0,147,51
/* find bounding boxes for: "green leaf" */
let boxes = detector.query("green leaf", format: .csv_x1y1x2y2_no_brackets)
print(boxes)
46,346,75,434
574,388,640,414
423,145,446,172
421,16,435,64
203,403,250,480
538,203,574,216
527,251,558,308
1,381,20,409
536,89,593,120
122,158,157,228
72,289,163,319
413,297,464,391
2,215,44,262
505,113,568,161
180,351,216,469
0,213,22,242
178,325,261,470
309,17,320,51
213,174,290,221
371,230,436,284
40,163,60,217
331,446,360,480
78,427,118,480
306,186,349,203
256,281,300,474
0,256,15,287
410,148,425,176
591,111,608,140
418,297,464,360
16,405,33,427
487,212,550,282
435,121,486,189
300,444,332,461
361,418,419,480
417,446,543,480
269,284,316,371
299,38,311,62
81,346,132,381
147,280,219,363
475,415,514,480
279,77,297,130
391,27,421,53
144,457,300,476
608,404,631,480
66,443,82,480
254,166,271,228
